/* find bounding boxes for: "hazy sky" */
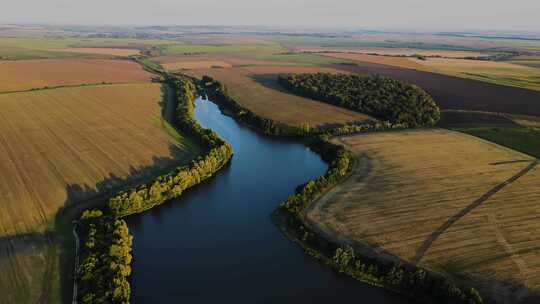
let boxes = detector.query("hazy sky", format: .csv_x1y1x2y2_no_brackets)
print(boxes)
2,0,539,31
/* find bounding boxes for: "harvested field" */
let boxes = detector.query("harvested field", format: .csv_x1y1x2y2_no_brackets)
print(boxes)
308,129,540,303
334,62,540,117
50,47,141,57
0,83,201,302
186,67,373,128
0,59,153,92
0,83,199,235
299,47,489,58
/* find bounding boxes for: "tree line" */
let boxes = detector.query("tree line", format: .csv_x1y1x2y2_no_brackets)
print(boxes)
278,73,440,127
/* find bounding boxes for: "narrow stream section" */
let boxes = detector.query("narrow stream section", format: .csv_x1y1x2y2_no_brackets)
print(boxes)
127,98,406,303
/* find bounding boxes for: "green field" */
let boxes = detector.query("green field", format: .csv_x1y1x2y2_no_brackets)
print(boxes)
457,126,540,158
161,42,285,55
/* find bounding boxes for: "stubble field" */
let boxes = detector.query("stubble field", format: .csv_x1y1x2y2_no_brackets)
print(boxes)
186,66,374,128
308,129,540,303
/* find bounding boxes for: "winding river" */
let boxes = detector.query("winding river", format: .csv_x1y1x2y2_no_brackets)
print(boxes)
127,98,407,303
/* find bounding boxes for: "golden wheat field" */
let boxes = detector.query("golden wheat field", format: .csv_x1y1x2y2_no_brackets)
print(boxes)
186,67,373,128
307,129,540,303
0,59,153,92
0,83,200,303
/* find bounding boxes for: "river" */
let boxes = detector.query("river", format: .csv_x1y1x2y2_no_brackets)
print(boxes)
127,97,407,303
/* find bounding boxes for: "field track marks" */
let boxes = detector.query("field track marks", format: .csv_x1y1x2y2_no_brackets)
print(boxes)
412,160,539,265
487,211,531,286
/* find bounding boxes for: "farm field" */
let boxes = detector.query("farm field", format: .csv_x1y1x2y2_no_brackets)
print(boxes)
186,67,373,128
457,126,540,158
307,129,540,303
322,52,424,69
0,83,201,303
505,56,540,69
0,59,153,92
153,54,304,70
49,47,141,57
321,52,540,91
161,42,285,56
334,62,540,117
297,47,490,58
411,57,540,91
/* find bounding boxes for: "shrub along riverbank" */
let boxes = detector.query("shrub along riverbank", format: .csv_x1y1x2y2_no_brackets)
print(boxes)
197,74,482,303
75,76,233,303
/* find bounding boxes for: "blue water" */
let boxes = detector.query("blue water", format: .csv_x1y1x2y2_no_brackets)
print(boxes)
127,98,407,303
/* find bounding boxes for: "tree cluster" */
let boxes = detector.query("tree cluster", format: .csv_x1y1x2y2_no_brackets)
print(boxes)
278,73,440,127
331,245,483,303
77,211,132,304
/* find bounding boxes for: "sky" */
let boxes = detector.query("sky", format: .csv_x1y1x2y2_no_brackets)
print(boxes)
2,0,539,32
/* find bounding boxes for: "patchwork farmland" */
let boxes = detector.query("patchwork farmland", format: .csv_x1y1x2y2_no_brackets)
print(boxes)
307,129,540,303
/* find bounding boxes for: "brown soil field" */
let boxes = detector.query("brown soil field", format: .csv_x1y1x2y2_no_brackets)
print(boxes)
410,57,540,91
438,110,518,128
185,67,373,128
50,47,141,57
333,62,540,117
0,83,200,302
308,129,540,303
298,47,489,58
0,59,153,92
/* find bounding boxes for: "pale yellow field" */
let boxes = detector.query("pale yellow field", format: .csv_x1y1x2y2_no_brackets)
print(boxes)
308,129,540,303
0,83,200,302
186,67,373,128
50,47,141,57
